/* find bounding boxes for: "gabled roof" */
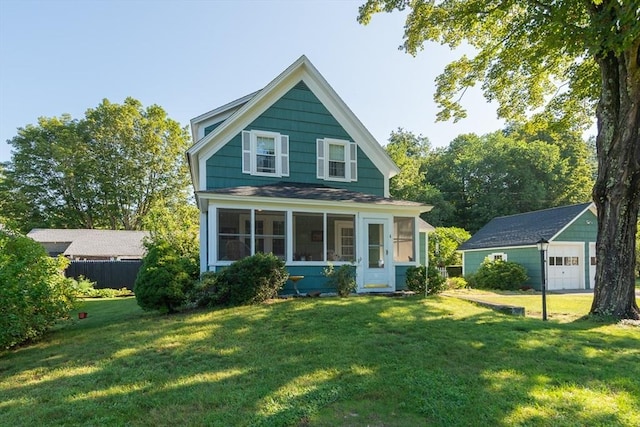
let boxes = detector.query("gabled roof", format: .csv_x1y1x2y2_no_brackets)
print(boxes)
458,202,595,251
27,229,149,259
187,55,399,195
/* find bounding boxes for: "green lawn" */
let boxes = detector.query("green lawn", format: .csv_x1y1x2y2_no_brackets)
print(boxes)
1,295,639,426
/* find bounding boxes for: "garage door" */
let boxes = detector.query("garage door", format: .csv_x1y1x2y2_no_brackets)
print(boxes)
547,244,583,290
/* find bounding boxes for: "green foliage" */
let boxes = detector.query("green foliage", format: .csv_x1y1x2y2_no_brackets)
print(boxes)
425,131,594,233
385,129,454,226
141,199,199,255
446,277,468,290
359,0,640,319
203,253,288,307
358,0,618,125
323,263,356,297
429,227,470,267
70,277,132,298
0,230,76,349
405,264,447,295
1,98,191,232
469,259,529,291
134,239,199,313
187,271,219,308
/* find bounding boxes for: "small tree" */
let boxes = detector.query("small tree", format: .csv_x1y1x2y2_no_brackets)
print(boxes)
0,229,76,349
323,263,356,297
134,239,199,313
429,227,471,267
405,264,447,296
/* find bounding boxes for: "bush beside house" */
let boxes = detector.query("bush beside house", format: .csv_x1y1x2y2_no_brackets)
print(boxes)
405,264,447,295
191,253,288,307
134,239,199,313
466,259,529,290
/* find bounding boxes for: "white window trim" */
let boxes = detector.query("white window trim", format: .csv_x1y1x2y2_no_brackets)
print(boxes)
242,130,289,177
489,252,507,262
316,138,357,182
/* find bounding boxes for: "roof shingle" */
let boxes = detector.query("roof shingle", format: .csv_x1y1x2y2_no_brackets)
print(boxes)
459,203,594,250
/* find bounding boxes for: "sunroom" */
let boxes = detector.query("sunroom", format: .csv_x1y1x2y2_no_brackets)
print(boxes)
198,182,430,295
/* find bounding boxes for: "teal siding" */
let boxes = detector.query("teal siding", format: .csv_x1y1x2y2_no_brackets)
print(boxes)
395,265,410,290
556,210,597,242
464,247,543,290
205,81,384,194
280,266,337,295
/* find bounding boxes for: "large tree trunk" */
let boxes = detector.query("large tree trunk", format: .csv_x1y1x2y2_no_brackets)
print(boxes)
590,38,640,319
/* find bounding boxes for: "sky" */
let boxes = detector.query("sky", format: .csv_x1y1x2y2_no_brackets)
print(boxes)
0,0,508,164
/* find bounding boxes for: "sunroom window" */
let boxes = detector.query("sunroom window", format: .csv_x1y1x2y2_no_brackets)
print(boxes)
242,130,289,177
218,208,286,261
292,212,356,262
293,212,323,261
218,209,251,261
393,217,415,262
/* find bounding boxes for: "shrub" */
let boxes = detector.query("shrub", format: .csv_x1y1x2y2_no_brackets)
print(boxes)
71,277,133,298
323,263,356,297
471,259,528,290
405,264,447,295
187,271,219,308
134,239,199,313
0,230,77,349
206,253,288,307
447,276,468,289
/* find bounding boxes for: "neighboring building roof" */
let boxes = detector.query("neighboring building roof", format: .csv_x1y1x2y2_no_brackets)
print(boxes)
27,229,149,259
458,202,595,251
187,55,400,197
198,182,428,208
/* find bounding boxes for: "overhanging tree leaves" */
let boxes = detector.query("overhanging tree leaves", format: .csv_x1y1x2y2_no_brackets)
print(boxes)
3,98,191,231
359,0,639,319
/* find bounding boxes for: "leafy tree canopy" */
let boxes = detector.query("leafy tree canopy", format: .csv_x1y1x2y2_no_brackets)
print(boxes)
360,0,640,318
2,98,191,232
386,124,594,233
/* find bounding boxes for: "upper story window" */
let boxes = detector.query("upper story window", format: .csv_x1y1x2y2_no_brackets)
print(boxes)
242,130,289,177
316,138,357,182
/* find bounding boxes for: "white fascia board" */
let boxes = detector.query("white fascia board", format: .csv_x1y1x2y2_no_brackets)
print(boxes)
189,91,259,146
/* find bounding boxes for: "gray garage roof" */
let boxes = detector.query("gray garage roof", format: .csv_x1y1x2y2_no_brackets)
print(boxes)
459,202,594,251
27,229,149,259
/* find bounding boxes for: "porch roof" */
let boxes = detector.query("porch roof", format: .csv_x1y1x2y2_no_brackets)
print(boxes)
198,182,429,208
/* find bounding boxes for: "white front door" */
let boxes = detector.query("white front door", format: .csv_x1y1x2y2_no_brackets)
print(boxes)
361,217,392,292
548,244,583,290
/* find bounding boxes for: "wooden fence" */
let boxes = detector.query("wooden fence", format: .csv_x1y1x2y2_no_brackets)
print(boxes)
66,260,142,290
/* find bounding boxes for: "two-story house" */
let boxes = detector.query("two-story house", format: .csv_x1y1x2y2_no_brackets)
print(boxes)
187,55,432,295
